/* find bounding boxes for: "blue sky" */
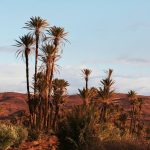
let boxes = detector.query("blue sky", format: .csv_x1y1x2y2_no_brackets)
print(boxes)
0,0,150,95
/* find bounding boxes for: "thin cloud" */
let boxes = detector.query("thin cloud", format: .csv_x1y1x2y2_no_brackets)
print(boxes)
0,46,16,53
0,63,150,95
82,56,150,66
116,57,150,65
126,22,150,32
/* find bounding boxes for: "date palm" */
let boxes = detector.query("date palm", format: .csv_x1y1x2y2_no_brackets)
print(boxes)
78,88,94,105
128,90,138,133
98,69,115,102
40,44,56,128
40,44,55,94
25,16,48,95
82,68,92,91
52,78,69,129
15,34,35,101
128,90,137,100
46,26,68,99
98,69,115,122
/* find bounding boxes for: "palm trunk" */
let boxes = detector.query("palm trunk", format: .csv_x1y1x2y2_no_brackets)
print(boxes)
47,40,59,129
25,50,30,101
48,58,55,99
48,39,59,99
44,58,51,128
25,50,33,127
85,78,88,91
52,105,59,130
34,34,39,95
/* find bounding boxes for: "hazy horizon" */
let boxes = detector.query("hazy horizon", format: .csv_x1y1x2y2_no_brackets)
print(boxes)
1,0,150,95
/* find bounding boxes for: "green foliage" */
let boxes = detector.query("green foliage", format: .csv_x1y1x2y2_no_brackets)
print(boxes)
0,124,28,150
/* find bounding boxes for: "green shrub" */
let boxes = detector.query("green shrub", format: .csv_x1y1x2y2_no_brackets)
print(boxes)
14,126,28,147
0,124,28,150
0,124,17,150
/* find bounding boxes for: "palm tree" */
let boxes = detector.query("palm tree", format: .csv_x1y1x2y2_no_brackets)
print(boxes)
15,34,34,101
40,44,56,128
78,88,97,105
40,44,55,95
15,34,35,127
52,78,69,129
82,69,92,91
128,90,137,100
25,16,48,95
98,69,115,122
128,90,138,133
98,69,115,103
46,26,68,99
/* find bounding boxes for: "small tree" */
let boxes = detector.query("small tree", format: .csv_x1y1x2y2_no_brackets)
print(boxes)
81,69,92,91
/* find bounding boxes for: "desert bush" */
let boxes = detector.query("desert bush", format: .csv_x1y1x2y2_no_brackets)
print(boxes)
57,104,103,150
0,124,28,150
0,124,17,150
14,126,28,147
99,123,121,141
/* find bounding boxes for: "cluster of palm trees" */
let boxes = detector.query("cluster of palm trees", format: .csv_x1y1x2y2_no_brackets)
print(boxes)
15,16,69,131
14,16,145,138
79,68,145,137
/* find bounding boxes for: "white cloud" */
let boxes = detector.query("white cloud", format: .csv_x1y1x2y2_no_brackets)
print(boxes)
0,62,150,95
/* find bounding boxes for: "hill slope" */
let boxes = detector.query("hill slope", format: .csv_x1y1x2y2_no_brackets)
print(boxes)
0,92,150,122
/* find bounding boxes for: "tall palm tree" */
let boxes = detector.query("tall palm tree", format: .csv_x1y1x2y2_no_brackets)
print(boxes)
46,26,68,99
15,34,35,101
40,44,56,128
82,69,92,91
40,44,55,95
25,16,48,95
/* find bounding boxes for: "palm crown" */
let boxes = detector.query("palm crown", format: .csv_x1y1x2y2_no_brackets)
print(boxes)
25,16,48,35
46,26,68,46
15,34,35,58
82,69,92,79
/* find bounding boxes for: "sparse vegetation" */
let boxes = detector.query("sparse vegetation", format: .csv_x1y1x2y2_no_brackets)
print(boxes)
0,15,149,149
0,124,28,150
